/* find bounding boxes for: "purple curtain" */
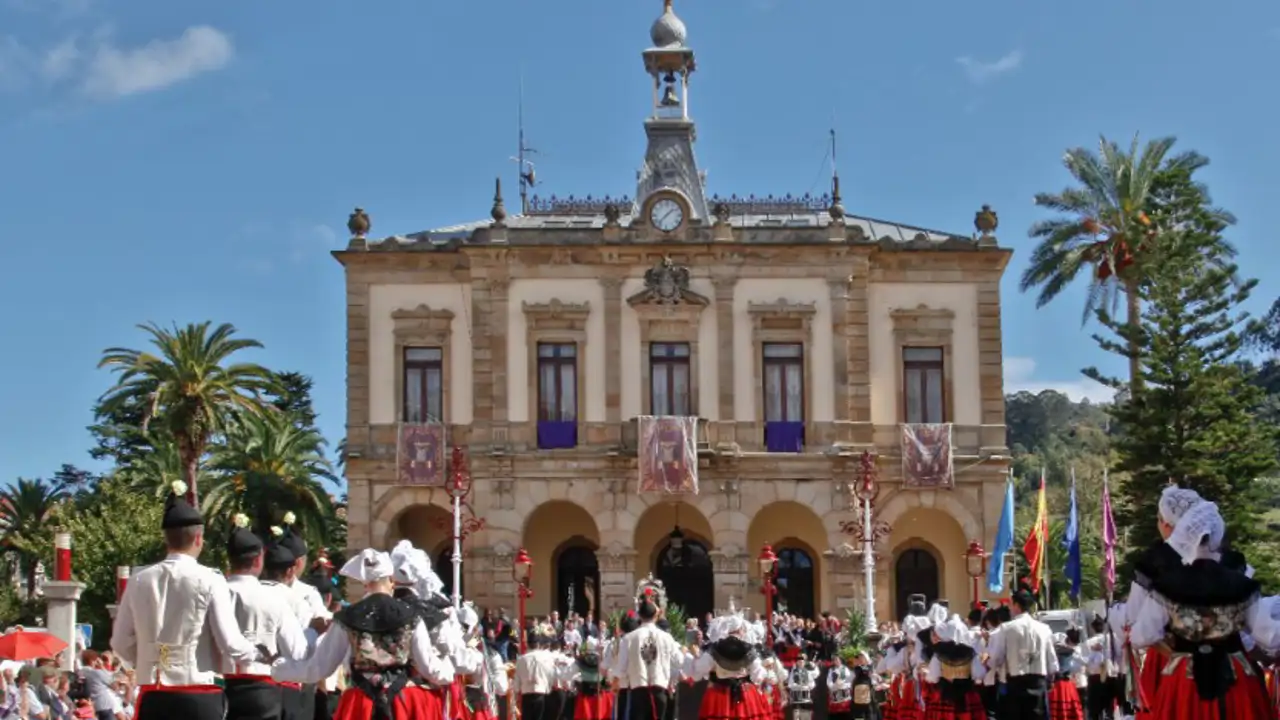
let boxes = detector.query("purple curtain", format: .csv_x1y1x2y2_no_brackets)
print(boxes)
538,420,577,449
765,421,804,453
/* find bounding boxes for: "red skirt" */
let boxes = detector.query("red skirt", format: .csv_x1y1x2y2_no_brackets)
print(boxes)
1136,646,1167,717
575,691,615,720
894,677,924,720
1151,654,1272,720
766,684,784,720
1048,679,1083,720
699,682,773,720
923,683,983,720
333,685,442,720
780,647,802,668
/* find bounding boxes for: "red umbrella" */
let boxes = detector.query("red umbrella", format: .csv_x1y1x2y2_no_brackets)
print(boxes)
0,629,68,662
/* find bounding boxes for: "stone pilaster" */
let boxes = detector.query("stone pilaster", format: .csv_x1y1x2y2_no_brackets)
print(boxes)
710,549,749,614
846,257,872,435
345,273,370,432
827,275,851,422
824,544,861,615
600,277,625,425
469,277,495,445
711,276,737,422
489,276,511,426
599,547,637,613
976,278,1006,437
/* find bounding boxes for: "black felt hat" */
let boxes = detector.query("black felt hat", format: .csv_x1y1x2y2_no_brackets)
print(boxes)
226,515,263,559
161,481,204,529
280,516,308,559
263,529,297,570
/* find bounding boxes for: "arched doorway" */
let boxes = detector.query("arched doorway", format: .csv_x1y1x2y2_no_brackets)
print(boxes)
434,547,459,600
656,537,714,621
895,548,939,620
775,547,815,619
555,541,600,620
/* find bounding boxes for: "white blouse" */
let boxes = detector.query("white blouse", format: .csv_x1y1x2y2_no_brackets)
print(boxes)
687,652,768,683
1128,593,1280,652
271,618,454,686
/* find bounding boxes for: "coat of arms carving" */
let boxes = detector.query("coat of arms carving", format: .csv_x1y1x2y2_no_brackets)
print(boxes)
628,257,709,307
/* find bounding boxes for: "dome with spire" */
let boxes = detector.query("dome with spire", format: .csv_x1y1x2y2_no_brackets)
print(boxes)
650,0,687,49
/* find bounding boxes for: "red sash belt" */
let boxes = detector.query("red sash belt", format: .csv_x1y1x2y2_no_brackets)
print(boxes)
224,674,279,685
279,682,303,690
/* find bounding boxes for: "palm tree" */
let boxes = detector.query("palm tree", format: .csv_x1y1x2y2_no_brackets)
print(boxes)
1020,135,1232,393
204,410,339,549
97,322,278,506
115,437,214,501
0,479,66,598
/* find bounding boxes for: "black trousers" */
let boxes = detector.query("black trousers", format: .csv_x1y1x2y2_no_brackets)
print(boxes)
136,686,226,720
522,693,550,720
628,686,669,720
980,684,999,720
1085,675,1112,720
1001,675,1048,720
225,677,284,720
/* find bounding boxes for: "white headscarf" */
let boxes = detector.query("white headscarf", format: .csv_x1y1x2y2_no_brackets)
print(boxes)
390,539,446,598
1158,486,1203,526
935,615,968,644
1168,500,1225,565
341,549,394,583
927,603,949,626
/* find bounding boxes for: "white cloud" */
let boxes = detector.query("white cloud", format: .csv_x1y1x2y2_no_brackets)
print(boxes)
0,25,232,99
81,26,233,99
1003,356,1115,403
956,50,1023,85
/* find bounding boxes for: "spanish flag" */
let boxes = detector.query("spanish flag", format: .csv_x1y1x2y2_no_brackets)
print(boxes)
1022,470,1049,593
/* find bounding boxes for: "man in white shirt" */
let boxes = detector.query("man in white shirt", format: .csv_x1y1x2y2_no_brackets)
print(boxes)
985,590,1057,720
222,515,309,720
279,516,331,720
110,481,264,720
514,624,562,720
613,598,684,720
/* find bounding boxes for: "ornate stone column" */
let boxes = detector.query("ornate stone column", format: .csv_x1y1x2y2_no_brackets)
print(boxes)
846,256,872,441
711,276,737,443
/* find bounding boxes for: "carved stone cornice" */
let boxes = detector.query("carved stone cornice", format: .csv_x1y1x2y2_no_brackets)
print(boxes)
522,300,591,324
391,304,455,324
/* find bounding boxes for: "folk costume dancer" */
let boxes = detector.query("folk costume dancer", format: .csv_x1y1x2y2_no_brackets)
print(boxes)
1103,603,1131,719
974,609,1004,720
847,650,882,720
877,634,906,720
613,591,685,720
607,612,641,720
897,600,935,720
1127,487,1205,720
923,616,984,720
685,612,770,720
456,603,508,720
1084,617,1115,720
753,627,787,720
551,640,578,720
828,651,856,720
515,623,564,720
261,527,316,720
915,605,949,718
271,548,455,720
110,481,266,720
280,518,334,720
389,539,473,720
1127,501,1280,720
223,514,309,720
784,657,819,720
568,638,613,720
1048,632,1085,720
985,591,1057,720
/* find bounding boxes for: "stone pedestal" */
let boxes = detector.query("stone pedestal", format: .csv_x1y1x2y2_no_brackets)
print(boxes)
599,548,637,614
710,550,749,614
44,581,85,671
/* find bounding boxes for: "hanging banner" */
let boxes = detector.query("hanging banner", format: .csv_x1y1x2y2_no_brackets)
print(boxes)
637,415,699,495
901,423,954,489
398,423,446,486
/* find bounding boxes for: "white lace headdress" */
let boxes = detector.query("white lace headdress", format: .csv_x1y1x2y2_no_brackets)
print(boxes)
935,615,967,644
1158,486,1203,526
340,548,394,583
1167,500,1225,565
390,539,446,598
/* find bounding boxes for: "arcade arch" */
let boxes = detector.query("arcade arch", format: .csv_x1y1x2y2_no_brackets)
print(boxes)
747,501,827,618
634,500,715,621
388,504,450,555
522,501,600,616
884,506,968,613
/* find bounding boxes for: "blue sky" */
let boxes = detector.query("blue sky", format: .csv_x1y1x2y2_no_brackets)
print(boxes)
1,0,1278,483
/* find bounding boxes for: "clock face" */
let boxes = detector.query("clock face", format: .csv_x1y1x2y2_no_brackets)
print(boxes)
649,198,684,232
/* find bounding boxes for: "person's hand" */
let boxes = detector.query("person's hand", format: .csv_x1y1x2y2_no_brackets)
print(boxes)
310,617,332,634
255,645,279,664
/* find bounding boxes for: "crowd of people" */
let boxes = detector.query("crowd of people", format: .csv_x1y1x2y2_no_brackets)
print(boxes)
32,479,1271,720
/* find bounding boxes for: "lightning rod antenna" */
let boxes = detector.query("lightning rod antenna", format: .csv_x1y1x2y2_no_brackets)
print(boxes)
513,72,539,215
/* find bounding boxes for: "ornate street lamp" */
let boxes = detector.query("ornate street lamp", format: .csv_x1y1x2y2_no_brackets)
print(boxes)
964,540,989,609
513,548,534,654
436,446,487,609
850,450,887,632
758,544,778,647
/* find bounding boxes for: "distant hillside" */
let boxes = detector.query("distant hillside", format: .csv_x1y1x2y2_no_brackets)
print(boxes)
1004,390,1113,509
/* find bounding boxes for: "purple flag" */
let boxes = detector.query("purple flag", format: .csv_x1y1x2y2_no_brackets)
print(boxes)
1101,471,1118,593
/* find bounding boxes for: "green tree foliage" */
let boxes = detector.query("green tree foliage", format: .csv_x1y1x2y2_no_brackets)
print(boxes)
1005,390,1112,505
37,477,166,648
1083,193,1279,587
0,479,67,598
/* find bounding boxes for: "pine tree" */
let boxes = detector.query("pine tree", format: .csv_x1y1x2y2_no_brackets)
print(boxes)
1083,169,1279,588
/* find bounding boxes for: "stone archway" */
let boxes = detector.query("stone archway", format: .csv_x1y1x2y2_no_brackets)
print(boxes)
880,502,972,611
523,501,600,616
747,501,828,616
554,538,600,620
633,499,715,622
371,486,456,550
893,543,941,620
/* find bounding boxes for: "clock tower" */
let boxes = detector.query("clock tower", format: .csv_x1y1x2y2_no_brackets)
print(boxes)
634,0,708,233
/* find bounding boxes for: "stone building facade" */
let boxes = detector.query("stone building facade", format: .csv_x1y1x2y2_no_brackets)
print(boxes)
337,1,1012,623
